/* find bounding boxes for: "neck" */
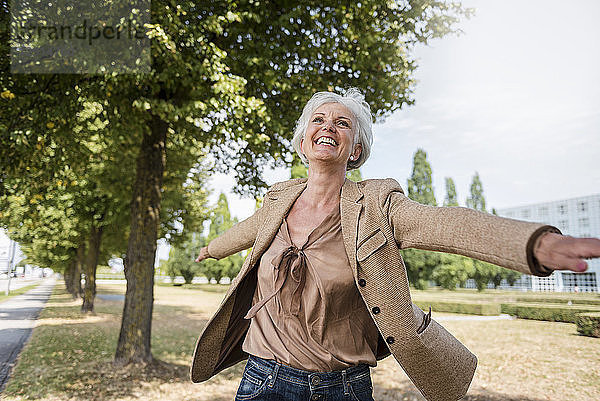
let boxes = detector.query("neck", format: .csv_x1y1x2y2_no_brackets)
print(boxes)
303,162,346,208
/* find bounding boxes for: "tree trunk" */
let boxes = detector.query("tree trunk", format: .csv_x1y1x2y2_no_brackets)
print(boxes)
115,115,167,365
81,224,103,313
65,242,85,298
64,258,75,296
73,242,85,298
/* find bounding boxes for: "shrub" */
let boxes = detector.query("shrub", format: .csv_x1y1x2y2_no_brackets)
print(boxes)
501,303,600,323
414,300,500,316
514,297,600,306
576,312,600,338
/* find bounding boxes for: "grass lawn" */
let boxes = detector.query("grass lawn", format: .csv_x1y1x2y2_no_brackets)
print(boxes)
0,282,43,304
2,283,599,401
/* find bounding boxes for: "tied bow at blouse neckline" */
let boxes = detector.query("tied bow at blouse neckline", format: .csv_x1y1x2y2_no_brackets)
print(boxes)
243,207,340,320
244,244,308,319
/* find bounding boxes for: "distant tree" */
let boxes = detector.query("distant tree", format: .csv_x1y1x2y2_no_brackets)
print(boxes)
504,270,522,286
164,233,204,284
472,261,521,291
402,149,439,289
291,156,308,179
254,195,263,211
470,265,489,291
432,254,475,290
466,172,486,212
200,193,244,283
221,250,245,282
346,169,363,182
444,177,459,207
407,149,437,206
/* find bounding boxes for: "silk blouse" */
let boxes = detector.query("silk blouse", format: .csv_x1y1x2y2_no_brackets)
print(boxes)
241,203,380,371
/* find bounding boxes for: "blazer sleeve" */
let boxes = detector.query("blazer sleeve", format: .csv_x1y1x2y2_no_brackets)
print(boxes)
207,197,269,260
380,178,560,276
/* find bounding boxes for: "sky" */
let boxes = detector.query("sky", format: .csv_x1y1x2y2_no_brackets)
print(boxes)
365,0,600,210
159,0,600,261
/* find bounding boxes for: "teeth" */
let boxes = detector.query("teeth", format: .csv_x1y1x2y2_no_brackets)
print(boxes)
316,136,337,146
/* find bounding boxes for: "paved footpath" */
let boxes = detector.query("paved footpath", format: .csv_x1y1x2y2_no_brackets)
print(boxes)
0,277,55,392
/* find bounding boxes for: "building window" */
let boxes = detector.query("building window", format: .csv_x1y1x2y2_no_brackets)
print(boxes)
559,220,569,231
506,211,514,217
539,206,549,218
562,272,598,293
535,275,556,292
579,217,590,228
578,202,587,212
521,209,531,219
558,204,567,214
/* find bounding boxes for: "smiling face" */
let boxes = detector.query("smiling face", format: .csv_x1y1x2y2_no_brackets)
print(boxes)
300,102,362,168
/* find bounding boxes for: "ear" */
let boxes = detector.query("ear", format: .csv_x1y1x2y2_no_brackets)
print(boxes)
351,143,362,161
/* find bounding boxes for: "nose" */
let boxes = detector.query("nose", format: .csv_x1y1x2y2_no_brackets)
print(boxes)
322,120,335,132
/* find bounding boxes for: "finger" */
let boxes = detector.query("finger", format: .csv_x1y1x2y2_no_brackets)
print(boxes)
570,237,600,259
575,260,589,272
542,253,588,273
540,237,600,269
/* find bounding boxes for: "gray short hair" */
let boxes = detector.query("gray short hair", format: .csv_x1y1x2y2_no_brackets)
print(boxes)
291,87,373,171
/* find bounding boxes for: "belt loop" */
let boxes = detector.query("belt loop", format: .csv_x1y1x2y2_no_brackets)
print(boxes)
341,369,350,396
268,362,280,388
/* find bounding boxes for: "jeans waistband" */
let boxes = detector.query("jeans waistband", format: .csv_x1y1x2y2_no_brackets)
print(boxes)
246,354,371,389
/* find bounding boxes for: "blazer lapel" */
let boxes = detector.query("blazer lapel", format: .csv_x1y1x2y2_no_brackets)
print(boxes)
247,179,308,268
340,178,364,280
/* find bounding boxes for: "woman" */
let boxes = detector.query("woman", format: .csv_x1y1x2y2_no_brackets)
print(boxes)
191,88,600,401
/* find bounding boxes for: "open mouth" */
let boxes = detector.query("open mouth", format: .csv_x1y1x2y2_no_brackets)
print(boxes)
315,136,338,147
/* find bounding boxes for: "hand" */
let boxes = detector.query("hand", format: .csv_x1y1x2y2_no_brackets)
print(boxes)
534,233,600,273
195,246,212,263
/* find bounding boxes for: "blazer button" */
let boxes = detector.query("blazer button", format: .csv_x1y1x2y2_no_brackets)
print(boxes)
371,306,380,314
386,336,395,344
358,279,367,287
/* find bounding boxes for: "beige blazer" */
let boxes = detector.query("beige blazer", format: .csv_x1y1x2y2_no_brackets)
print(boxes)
190,177,556,390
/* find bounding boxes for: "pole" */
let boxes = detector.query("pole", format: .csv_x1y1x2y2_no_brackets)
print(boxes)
6,239,16,296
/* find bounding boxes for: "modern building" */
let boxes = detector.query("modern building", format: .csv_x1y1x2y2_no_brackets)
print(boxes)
496,194,600,292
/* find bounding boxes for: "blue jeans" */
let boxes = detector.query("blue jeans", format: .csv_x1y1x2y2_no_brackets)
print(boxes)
235,355,375,401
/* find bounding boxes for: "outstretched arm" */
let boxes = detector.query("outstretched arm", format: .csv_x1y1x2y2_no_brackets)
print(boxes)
195,199,269,262
194,179,305,262
381,178,600,276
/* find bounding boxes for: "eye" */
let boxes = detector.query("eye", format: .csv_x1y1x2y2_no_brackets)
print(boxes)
337,120,350,127
312,116,323,123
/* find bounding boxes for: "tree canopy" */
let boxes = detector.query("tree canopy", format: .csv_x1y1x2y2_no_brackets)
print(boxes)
1,0,474,365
